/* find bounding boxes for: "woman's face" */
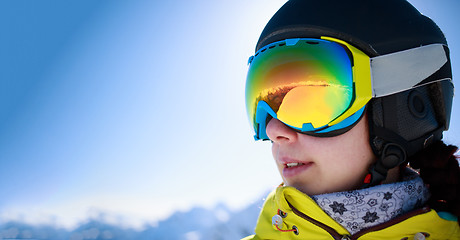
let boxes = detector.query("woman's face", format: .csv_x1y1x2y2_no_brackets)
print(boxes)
266,115,376,195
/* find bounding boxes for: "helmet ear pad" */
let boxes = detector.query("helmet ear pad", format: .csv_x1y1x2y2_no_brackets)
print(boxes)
363,83,445,187
367,82,452,161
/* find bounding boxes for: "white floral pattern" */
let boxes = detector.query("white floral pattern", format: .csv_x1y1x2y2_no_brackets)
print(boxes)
312,168,430,235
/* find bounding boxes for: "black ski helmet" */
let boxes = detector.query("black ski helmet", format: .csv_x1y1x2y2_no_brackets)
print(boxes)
253,0,454,186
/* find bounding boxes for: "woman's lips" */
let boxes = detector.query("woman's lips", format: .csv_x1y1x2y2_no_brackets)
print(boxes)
281,160,314,178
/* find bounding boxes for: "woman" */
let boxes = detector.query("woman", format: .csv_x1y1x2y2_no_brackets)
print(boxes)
243,0,460,239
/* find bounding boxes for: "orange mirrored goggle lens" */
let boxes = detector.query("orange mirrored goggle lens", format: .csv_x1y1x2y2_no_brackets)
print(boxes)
246,39,355,139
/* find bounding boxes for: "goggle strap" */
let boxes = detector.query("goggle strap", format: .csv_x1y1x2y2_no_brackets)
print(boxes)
371,43,448,97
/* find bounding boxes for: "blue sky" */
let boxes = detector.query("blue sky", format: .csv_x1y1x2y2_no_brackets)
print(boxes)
0,0,459,229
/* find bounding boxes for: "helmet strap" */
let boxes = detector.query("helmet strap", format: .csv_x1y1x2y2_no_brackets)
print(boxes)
365,96,411,187
363,125,443,188
363,143,406,188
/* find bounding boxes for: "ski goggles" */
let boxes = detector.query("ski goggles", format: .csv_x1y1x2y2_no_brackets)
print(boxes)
246,36,449,140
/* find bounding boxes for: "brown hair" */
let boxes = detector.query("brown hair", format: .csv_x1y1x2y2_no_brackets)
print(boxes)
408,141,460,222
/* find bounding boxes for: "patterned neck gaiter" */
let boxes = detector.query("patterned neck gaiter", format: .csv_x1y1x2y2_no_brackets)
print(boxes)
312,168,430,235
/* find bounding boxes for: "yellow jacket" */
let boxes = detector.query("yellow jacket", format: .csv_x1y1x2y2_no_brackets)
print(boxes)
243,186,460,240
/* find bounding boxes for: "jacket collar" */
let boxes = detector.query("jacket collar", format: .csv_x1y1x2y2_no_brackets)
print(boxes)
254,186,351,239
275,186,346,232
255,184,436,240
253,169,436,239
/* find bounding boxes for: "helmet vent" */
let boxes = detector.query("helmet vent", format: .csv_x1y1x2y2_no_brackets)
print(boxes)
408,90,428,119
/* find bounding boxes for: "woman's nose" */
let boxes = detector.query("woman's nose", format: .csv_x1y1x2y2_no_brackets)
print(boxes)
266,118,298,143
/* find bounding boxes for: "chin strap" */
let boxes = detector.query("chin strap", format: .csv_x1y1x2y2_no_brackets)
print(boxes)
363,126,444,188
362,143,406,188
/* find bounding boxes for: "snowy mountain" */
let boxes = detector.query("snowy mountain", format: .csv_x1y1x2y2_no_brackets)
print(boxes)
0,198,265,240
